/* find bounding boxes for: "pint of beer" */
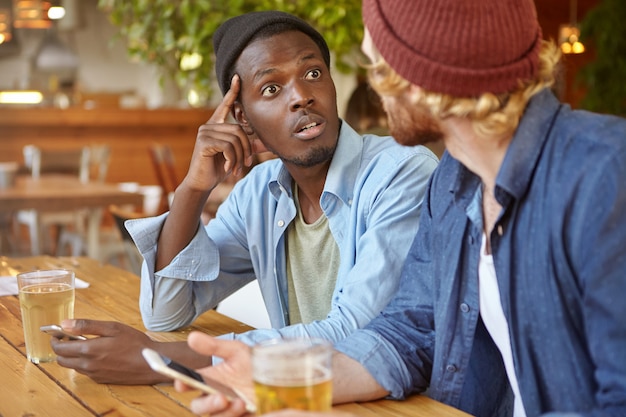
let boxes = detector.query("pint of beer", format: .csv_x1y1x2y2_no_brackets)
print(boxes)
252,338,332,414
17,269,75,363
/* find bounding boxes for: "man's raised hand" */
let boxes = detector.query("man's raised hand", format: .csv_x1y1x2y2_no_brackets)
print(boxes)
184,75,255,192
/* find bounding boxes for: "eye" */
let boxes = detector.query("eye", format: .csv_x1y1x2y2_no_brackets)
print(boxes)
305,69,322,80
261,84,280,97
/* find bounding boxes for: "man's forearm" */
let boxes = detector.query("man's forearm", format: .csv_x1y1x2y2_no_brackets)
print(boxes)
156,184,209,270
331,352,389,404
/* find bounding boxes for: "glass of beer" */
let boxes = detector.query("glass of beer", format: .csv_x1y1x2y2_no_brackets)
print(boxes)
252,338,332,414
17,269,75,363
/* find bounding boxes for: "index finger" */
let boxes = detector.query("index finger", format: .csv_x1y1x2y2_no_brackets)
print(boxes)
61,318,118,336
209,74,241,124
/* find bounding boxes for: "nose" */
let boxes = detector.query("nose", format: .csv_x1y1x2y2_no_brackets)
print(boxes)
290,81,314,111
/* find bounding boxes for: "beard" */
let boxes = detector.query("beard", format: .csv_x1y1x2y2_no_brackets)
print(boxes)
271,144,336,168
384,97,444,147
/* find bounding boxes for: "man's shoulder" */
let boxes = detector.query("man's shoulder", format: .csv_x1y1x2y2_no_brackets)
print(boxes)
554,106,626,152
361,133,439,164
539,108,626,183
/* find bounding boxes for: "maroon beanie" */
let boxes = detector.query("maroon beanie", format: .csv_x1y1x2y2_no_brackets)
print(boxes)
362,0,543,97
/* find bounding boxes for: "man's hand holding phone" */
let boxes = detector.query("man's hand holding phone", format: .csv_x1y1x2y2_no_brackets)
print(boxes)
49,319,177,385
169,332,257,416
40,324,87,341
142,348,256,413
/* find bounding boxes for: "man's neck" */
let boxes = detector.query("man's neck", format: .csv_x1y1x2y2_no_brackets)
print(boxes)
442,118,512,244
442,117,511,189
287,162,330,224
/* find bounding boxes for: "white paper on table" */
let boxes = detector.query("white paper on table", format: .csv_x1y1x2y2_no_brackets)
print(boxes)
0,276,90,297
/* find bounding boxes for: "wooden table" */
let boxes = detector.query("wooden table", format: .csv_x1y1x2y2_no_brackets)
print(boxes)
0,256,471,417
0,175,143,259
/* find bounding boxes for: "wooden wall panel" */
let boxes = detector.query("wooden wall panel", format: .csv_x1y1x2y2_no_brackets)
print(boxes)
0,108,212,187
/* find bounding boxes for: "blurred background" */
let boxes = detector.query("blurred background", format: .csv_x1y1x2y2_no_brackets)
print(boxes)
0,0,624,115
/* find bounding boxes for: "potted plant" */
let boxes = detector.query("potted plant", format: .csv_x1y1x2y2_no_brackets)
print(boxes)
97,0,364,106
577,0,626,116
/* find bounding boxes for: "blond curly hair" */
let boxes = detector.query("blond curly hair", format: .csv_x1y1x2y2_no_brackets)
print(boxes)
366,40,561,138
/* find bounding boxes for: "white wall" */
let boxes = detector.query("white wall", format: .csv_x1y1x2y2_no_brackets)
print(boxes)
0,0,356,112
1,0,188,108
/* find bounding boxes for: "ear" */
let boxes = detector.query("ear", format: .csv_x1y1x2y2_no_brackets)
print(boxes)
407,84,424,105
233,102,255,135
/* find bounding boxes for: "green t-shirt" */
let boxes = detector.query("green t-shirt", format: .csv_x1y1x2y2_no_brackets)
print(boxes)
286,186,340,324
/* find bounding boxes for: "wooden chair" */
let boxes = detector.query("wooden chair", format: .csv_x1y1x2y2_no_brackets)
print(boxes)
16,145,91,255
87,144,111,184
56,144,112,256
148,143,179,214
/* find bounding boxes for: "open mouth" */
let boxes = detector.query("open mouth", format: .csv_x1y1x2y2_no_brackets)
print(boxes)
293,115,325,140
299,122,319,132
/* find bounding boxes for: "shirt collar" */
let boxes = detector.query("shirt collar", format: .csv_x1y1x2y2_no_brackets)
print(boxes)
496,89,563,201
323,121,363,205
269,120,363,205
449,89,563,206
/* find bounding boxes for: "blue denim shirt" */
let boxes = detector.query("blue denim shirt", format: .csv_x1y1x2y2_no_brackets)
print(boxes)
336,90,626,417
126,121,438,346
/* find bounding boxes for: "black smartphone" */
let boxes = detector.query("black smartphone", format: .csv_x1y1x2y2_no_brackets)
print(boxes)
141,348,256,413
40,324,87,341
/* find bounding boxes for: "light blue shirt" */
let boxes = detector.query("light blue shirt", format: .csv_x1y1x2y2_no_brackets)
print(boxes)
126,122,438,346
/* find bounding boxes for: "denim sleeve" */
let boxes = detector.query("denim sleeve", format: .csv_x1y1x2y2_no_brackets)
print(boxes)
227,151,437,347
569,150,626,417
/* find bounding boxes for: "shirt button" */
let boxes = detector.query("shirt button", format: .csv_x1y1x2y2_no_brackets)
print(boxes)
460,303,470,313
446,364,457,373
277,220,285,227
497,224,504,236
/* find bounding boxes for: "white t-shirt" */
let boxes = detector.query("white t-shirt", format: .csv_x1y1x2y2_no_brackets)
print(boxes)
479,234,527,417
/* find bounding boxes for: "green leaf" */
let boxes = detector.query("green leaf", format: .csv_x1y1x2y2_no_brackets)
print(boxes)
98,0,364,105
577,0,626,116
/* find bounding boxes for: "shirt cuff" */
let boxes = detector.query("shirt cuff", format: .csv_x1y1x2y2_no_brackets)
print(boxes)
335,329,413,400
125,213,220,281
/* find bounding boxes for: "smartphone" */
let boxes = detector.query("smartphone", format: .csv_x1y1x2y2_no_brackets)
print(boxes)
40,324,87,341
141,348,256,413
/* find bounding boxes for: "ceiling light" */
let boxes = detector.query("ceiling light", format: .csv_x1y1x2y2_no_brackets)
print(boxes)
0,90,43,104
0,6,11,43
48,6,66,20
559,0,585,54
559,25,585,55
13,0,52,29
